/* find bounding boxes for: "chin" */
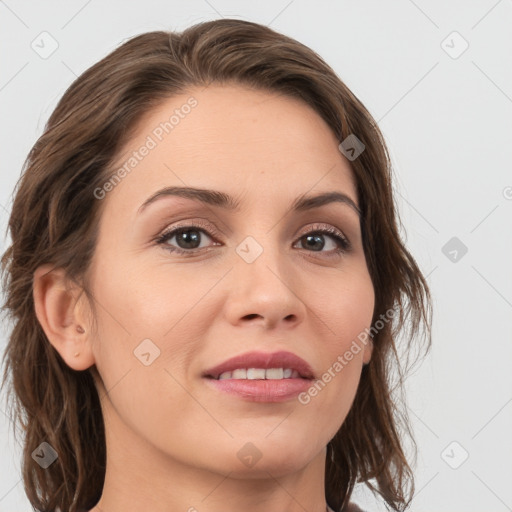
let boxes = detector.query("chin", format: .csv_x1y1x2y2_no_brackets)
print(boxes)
221,439,318,478
224,456,311,480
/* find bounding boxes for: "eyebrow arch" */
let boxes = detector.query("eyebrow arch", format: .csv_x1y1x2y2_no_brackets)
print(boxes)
137,186,361,218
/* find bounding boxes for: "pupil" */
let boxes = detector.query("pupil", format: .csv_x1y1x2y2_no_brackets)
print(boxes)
178,230,200,249
304,234,324,251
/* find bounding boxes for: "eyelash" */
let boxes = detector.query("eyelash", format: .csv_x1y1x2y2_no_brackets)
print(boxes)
154,220,351,259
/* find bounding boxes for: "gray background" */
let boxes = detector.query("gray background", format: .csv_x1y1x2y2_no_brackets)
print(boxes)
1,1,511,511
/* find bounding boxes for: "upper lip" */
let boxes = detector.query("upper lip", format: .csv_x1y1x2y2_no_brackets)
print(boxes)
202,350,315,380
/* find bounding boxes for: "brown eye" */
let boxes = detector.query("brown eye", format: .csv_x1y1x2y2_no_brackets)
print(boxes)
160,228,209,251
294,225,351,257
155,220,221,256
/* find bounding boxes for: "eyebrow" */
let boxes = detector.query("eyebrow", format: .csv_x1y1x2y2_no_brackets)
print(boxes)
137,186,361,217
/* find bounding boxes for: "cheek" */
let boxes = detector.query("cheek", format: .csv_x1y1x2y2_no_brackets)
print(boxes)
88,258,205,441
307,267,374,407
88,252,218,391
322,264,375,348
91,248,212,335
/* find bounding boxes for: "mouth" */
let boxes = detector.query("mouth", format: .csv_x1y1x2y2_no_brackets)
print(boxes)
203,376,313,402
202,350,315,381
204,368,309,380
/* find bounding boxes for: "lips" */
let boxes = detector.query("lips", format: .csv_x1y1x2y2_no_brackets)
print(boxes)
202,350,315,380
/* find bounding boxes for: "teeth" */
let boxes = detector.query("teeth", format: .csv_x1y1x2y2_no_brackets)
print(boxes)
247,368,266,379
216,368,302,380
265,368,283,379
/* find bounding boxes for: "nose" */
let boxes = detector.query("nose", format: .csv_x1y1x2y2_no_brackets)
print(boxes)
222,239,306,330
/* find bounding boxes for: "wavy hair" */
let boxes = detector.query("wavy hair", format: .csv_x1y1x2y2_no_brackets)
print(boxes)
0,18,432,512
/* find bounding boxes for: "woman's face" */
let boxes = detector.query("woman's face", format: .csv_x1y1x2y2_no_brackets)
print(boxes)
83,84,374,477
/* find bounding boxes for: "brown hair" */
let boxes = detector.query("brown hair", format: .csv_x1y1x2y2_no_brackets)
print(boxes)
0,18,432,512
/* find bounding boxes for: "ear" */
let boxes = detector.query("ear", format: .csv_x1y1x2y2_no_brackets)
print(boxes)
33,264,96,371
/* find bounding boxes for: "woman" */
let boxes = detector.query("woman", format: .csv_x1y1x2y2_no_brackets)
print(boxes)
0,18,432,512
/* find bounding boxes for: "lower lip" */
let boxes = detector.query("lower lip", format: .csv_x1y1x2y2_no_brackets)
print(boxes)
203,377,313,402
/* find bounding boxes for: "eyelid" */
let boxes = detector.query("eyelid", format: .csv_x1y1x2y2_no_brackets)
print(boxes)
155,220,348,243
155,218,222,241
301,222,348,241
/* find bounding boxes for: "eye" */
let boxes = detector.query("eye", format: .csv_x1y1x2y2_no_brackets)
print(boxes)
155,220,219,255
155,221,351,258
293,224,351,258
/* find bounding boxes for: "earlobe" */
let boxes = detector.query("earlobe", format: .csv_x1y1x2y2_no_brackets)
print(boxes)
362,337,373,365
33,264,96,371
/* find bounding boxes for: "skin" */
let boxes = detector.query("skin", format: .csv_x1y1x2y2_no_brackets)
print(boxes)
33,85,374,512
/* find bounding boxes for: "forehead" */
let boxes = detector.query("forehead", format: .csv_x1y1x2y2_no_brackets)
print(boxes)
103,84,358,218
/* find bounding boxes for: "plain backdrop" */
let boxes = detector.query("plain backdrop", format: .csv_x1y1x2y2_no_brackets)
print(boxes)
1,1,511,511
